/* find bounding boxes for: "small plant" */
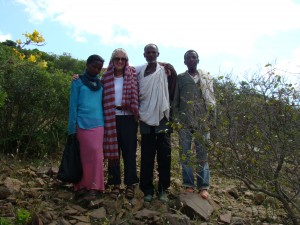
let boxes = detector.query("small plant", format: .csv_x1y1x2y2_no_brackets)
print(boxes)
0,218,11,225
15,209,31,225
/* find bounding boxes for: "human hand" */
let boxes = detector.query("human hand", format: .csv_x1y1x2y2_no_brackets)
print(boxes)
72,74,79,81
157,62,170,75
164,63,176,76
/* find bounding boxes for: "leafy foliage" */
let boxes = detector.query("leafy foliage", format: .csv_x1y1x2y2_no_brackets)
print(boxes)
171,66,299,224
210,68,300,224
0,32,86,157
1,31,299,224
15,209,31,225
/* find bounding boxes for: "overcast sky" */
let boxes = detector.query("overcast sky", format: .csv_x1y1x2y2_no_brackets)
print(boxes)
1,0,300,83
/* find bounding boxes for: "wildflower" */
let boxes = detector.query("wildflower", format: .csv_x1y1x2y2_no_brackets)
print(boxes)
38,60,48,68
19,53,25,60
28,54,36,63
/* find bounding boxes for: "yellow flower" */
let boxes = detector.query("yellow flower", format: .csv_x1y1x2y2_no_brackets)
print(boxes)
19,53,25,60
28,54,36,63
38,60,48,68
24,30,45,44
31,30,45,43
24,32,30,38
12,48,18,53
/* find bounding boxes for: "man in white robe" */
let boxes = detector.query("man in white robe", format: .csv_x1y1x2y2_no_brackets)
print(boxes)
136,44,177,202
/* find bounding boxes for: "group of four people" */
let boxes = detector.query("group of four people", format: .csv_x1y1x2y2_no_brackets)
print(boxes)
67,44,216,203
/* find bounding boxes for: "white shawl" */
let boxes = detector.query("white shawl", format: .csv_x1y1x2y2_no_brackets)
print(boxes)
198,69,216,108
138,64,170,126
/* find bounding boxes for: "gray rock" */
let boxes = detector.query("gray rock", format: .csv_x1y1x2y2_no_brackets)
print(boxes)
69,215,90,223
219,211,232,224
0,186,11,199
253,192,265,205
231,216,247,225
134,208,160,219
165,213,191,225
57,217,71,225
3,177,24,193
177,193,214,221
89,207,106,220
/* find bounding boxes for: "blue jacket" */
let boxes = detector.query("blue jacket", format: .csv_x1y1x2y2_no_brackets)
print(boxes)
68,79,104,135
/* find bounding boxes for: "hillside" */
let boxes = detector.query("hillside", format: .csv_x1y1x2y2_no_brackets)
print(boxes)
0,141,288,225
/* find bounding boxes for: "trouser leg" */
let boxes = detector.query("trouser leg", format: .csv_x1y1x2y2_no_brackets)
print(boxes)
157,132,171,193
139,132,156,196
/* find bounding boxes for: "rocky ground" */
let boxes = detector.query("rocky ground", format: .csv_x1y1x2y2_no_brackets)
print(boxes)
0,151,289,225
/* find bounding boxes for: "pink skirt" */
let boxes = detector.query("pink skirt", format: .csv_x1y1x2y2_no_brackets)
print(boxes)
73,126,104,192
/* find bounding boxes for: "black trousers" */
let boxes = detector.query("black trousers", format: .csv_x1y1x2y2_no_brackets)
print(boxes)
139,129,171,195
107,115,139,186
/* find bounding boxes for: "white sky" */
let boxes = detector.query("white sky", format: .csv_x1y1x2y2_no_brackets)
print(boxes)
1,0,300,82
15,0,300,54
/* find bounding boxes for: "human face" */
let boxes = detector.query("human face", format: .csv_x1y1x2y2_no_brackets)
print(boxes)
184,51,199,70
86,60,104,76
112,52,127,71
144,45,159,63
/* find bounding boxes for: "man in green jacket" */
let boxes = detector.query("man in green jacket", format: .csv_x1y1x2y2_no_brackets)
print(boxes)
172,50,216,199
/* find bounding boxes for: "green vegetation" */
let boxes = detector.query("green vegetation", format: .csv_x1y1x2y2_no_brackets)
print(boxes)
0,31,299,224
15,209,31,225
210,69,300,225
172,65,300,224
0,209,31,225
0,32,86,157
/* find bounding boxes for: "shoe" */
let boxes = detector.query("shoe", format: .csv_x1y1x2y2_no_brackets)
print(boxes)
74,189,86,201
125,185,135,199
158,192,169,203
83,190,97,201
144,194,153,202
110,185,121,199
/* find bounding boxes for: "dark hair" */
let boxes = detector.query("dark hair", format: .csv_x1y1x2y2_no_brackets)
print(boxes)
144,43,159,52
184,50,199,60
87,54,105,64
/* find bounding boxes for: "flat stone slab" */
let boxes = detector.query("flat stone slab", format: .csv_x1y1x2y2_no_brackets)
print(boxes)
177,193,214,221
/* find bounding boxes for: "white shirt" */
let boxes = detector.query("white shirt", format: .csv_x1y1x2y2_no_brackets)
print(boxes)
114,76,132,115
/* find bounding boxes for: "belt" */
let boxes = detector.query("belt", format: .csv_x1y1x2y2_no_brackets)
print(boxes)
115,106,123,110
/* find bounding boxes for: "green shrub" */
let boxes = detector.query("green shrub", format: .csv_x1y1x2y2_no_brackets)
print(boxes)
0,218,11,225
210,69,300,224
0,44,70,157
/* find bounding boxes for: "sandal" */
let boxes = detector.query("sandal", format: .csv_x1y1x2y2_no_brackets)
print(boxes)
125,185,135,199
83,190,98,201
199,189,209,199
110,185,120,199
74,189,86,200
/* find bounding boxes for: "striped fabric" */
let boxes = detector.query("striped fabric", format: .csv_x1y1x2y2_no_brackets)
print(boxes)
102,61,139,159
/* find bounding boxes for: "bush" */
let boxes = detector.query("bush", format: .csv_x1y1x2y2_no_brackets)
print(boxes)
0,44,70,157
210,68,300,224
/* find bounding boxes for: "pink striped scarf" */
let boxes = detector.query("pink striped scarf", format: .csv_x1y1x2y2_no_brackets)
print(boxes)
102,61,139,159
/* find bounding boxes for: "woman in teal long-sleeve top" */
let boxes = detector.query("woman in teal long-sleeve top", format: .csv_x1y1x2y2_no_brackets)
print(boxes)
68,71,105,135
67,54,105,202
